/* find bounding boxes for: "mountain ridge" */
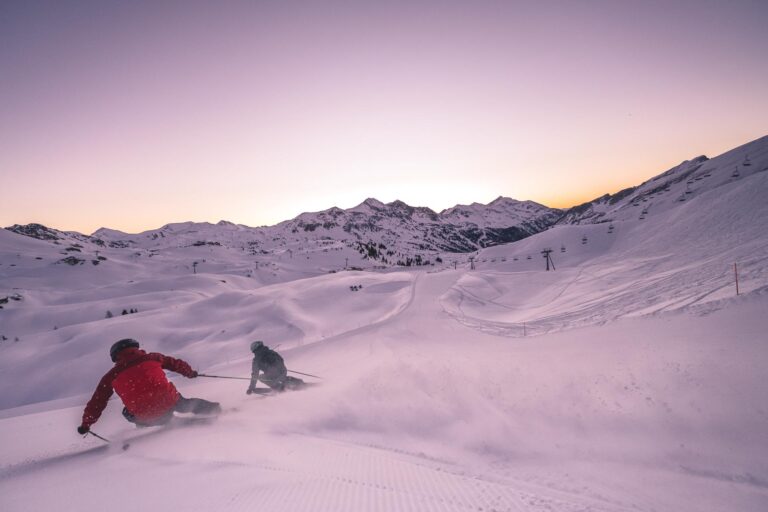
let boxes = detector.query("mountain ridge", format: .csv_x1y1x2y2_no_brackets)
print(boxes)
5,134,767,269
7,195,562,261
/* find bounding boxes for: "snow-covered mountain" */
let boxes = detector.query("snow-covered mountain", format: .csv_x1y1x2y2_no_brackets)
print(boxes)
2,134,766,291
5,196,560,274
557,135,768,225
277,196,560,256
4,135,767,278
8,136,768,275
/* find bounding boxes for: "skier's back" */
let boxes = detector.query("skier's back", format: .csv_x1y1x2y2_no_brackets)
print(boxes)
77,339,220,434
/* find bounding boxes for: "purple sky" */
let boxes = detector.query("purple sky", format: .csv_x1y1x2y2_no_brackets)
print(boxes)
1,0,766,233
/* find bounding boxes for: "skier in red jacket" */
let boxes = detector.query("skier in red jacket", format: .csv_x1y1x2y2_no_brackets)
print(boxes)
77,339,220,434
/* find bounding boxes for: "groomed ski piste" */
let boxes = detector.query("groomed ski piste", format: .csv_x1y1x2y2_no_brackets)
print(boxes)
1,139,767,511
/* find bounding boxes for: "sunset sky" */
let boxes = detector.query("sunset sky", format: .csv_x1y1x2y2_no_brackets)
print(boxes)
1,0,766,234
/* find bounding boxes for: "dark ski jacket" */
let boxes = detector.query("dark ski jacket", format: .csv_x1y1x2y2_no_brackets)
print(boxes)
81,347,196,428
249,345,286,388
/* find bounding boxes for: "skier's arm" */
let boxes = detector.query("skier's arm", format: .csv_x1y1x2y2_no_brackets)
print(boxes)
81,371,115,429
150,352,197,378
247,355,261,392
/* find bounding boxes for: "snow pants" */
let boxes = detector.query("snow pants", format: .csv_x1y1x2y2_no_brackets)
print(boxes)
122,396,221,426
259,363,289,390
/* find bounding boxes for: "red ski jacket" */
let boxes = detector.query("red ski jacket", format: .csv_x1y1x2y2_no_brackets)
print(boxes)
81,347,196,428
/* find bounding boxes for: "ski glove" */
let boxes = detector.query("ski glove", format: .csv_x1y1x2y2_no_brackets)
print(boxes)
77,425,90,435
190,371,198,378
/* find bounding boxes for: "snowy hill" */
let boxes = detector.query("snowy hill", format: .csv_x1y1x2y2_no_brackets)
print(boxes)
557,135,768,225
1,135,768,511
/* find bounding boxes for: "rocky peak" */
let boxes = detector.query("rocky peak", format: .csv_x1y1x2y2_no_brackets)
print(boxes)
5,223,62,241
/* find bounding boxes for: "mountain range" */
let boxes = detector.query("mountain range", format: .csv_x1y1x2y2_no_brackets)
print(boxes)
4,134,767,272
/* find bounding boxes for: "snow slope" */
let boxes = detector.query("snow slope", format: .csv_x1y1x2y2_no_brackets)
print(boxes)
443,170,768,335
1,272,766,512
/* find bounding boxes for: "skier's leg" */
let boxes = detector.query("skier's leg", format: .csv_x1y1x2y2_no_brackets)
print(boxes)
274,363,289,390
285,376,305,390
175,396,222,415
259,377,282,390
123,406,173,427
260,365,287,391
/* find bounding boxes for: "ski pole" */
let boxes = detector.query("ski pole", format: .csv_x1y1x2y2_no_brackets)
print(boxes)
197,373,250,381
88,430,111,443
288,369,322,379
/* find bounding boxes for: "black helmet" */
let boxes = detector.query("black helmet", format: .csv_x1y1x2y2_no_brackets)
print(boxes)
250,340,264,353
110,338,139,362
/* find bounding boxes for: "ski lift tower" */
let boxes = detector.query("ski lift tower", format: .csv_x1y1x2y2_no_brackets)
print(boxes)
541,248,555,271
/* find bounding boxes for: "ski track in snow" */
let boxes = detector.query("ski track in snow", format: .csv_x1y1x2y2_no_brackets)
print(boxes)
221,439,628,512
1,429,634,512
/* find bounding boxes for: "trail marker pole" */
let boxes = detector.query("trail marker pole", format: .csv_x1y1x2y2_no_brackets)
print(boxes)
734,263,740,296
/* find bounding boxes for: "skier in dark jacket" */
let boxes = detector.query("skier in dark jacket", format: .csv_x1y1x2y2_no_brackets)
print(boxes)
77,339,221,434
246,341,304,393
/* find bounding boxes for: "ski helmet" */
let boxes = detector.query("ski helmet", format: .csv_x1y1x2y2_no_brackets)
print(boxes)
110,338,139,362
250,340,264,353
